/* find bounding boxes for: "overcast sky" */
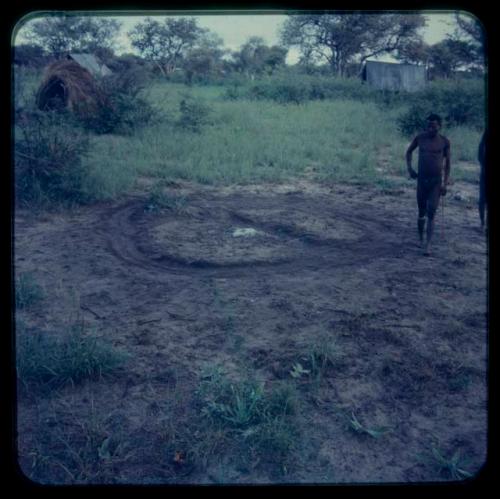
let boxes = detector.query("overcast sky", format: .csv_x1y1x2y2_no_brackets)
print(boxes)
14,11,466,63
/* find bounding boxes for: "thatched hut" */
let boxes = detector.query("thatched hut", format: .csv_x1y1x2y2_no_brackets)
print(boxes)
36,59,106,116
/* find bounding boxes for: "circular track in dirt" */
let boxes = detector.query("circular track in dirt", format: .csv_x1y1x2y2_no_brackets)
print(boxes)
101,193,406,279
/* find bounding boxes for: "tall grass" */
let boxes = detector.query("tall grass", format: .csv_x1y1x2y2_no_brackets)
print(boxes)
16,320,128,391
90,95,409,188
446,127,482,162
13,66,40,110
14,72,484,203
15,272,44,309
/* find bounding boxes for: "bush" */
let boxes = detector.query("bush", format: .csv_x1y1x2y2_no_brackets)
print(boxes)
224,73,377,104
14,109,91,206
397,103,430,137
177,96,213,132
80,68,160,135
249,78,309,104
397,79,486,136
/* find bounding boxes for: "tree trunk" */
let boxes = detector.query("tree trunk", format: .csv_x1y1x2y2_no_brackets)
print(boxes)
154,60,167,78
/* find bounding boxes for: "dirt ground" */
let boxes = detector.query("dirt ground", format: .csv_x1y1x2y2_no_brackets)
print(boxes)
14,174,488,484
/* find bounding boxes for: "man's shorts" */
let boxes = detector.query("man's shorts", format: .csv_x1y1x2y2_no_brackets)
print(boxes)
417,176,441,217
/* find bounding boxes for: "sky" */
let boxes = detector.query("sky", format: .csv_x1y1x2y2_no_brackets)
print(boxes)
14,11,464,64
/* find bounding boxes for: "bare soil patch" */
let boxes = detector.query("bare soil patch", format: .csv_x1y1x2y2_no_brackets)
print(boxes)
14,178,488,484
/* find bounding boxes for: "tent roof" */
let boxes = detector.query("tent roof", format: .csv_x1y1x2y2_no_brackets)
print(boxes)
364,60,423,69
67,53,112,77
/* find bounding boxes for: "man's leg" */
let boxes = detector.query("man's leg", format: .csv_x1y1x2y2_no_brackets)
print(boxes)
416,183,427,246
418,216,426,245
423,182,441,256
424,213,435,255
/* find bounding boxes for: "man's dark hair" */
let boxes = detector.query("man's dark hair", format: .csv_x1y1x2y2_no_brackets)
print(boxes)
426,113,442,125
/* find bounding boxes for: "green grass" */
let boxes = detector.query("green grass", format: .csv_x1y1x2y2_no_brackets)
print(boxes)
144,183,189,214
307,335,342,382
15,272,44,309
291,333,343,386
15,73,483,202
446,127,482,163
16,320,129,391
195,364,300,474
23,391,136,484
77,135,137,200
444,127,483,184
107,96,409,187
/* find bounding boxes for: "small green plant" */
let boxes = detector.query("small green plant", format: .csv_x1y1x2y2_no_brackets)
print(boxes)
292,335,342,384
199,367,266,429
15,272,44,309
420,445,473,480
289,362,310,379
308,336,342,380
196,364,299,471
348,412,389,439
214,382,264,428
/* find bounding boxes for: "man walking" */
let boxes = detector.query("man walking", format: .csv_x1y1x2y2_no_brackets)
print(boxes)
406,114,451,256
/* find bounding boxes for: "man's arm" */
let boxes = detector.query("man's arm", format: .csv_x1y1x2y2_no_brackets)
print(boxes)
406,137,419,179
478,132,485,167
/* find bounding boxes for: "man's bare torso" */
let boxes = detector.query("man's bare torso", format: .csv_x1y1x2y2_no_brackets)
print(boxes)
416,133,450,179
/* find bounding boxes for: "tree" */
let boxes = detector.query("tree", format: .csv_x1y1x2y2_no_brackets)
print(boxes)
427,38,477,79
231,37,287,78
451,12,486,71
182,31,226,83
13,44,49,68
128,17,204,77
107,52,150,72
454,12,485,48
261,45,288,74
23,15,121,59
395,39,431,66
280,13,425,77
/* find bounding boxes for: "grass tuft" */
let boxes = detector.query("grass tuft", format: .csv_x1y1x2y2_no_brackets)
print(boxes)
16,321,129,391
195,364,299,473
15,272,44,309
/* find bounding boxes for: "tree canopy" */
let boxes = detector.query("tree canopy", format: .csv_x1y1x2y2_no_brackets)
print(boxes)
182,32,227,83
280,13,426,77
452,12,485,69
230,36,288,77
394,13,486,78
128,17,206,77
23,16,121,59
